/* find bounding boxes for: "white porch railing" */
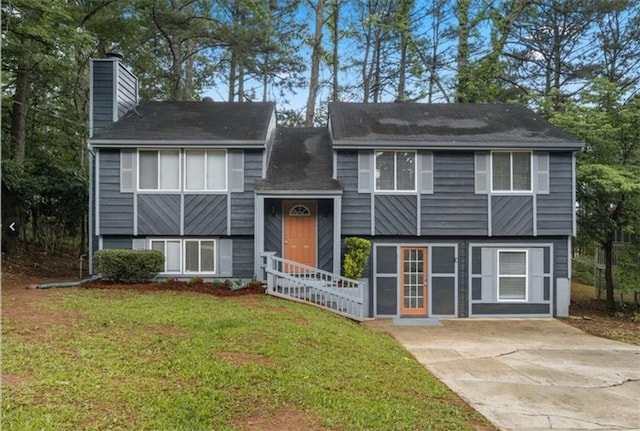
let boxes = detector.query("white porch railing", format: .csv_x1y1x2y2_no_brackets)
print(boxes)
260,252,365,321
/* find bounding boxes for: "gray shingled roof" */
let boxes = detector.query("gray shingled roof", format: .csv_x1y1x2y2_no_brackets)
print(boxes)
329,102,583,150
91,101,275,142
256,127,342,192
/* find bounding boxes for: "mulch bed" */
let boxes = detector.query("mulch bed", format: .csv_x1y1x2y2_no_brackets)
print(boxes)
81,280,266,297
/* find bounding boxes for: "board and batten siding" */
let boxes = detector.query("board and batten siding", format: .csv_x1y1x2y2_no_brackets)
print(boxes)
98,149,134,235
421,152,488,236
337,151,371,235
375,195,416,235
137,195,181,235
492,196,534,236
230,150,262,235
537,152,573,235
184,195,227,235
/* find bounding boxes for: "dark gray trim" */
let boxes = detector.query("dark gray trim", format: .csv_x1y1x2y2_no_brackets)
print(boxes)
89,140,267,148
472,303,550,315
332,141,584,151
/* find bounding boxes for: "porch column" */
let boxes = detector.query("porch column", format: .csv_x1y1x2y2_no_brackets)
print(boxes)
254,195,265,280
333,196,342,275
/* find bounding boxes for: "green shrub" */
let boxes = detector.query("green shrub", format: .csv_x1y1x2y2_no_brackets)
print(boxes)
187,277,204,287
94,249,164,284
572,254,595,286
342,237,372,279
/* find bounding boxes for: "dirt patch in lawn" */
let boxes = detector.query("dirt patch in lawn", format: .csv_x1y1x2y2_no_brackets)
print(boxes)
561,282,640,345
235,401,327,431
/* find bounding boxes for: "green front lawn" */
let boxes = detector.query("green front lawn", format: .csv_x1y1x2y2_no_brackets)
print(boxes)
2,288,488,430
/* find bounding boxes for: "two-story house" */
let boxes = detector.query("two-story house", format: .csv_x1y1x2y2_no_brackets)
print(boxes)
89,56,583,320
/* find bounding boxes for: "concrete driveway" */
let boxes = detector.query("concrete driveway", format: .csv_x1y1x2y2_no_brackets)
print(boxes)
367,319,640,431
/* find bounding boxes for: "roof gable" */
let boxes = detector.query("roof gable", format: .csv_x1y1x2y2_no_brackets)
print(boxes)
90,101,275,145
329,102,582,150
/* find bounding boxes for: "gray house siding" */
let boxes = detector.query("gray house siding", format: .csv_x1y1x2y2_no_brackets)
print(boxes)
375,195,417,235
91,61,115,135
138,195,181,235
457,243,469,317
233,238,255,278
99,149,134,235
116,63,137,118
537,152,573,235
337,151,371,235
184,195,227,236
264,200,283,255
231,150,262,235
317,200,334,272
102,236,133,249
421,153,488,236
554,238,569,278
91,60,137,136
468,240,562,317
492,196,534,236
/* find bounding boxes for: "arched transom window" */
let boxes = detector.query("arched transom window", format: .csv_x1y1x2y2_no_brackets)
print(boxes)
289,205,311,216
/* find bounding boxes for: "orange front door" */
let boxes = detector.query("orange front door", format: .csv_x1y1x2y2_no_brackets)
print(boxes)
400,247,428,316
283,201,316,268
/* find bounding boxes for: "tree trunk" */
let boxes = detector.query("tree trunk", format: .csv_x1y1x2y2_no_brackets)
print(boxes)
229,51,237,102
238,62,245,102
11,67,29,164
397,32,408,102
262,53,269,102
331,0,339,102
603,240,616,312
305,0,325,126
455,0,470,103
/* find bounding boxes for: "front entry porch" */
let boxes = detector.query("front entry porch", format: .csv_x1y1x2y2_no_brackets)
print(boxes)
254,195,343,278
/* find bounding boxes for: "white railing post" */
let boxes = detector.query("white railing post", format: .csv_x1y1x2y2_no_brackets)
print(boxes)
263,252,277,292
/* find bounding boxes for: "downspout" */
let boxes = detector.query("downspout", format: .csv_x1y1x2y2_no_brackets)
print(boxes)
87,142,95,275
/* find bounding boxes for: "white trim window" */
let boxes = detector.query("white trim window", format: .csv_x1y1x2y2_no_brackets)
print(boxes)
184,239,216,273
185,150,227,191
498,250,528,301
151,239,182,273
150,239,217,274
138,149,181,191
375,150,416,191
492,151,531,192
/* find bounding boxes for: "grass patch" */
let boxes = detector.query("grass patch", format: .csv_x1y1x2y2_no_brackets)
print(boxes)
2,289,488,430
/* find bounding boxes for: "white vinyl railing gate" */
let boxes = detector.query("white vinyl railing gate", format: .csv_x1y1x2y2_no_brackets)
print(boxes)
260,252,365,321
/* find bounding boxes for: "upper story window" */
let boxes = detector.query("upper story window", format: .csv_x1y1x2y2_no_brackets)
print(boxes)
375,151,416,192
492,151,531,192
185,150,226,191
139,150,180,191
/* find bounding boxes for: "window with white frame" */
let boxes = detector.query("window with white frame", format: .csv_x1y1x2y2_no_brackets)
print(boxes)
184,239,216,273
150,239,217,274
492,151,531,192
151,239,182,273
375,151,416,191
139,150,180,191
185,150,226,191
498,250,528,301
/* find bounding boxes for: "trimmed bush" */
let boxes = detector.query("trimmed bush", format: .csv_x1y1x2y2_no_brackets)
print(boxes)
94,249,164,284
343,237,372,279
